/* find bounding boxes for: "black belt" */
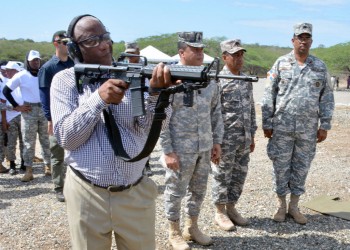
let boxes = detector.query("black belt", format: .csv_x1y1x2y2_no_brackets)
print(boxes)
70,166,143,192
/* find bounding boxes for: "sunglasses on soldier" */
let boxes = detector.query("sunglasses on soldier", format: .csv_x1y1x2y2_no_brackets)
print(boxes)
55,40,68,46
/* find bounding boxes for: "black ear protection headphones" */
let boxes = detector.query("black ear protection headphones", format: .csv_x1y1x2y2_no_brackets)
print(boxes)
67,14,96,63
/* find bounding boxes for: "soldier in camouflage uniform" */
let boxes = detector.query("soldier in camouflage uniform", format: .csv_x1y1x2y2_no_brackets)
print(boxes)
3,50,51,182
124,42,141,63
0,64,9,173
211,39,257,231
160,32,223,249
1,61,28,175
262,23,334,225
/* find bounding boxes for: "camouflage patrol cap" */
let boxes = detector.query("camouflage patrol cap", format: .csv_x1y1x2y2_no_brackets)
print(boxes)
125,42,139,53
178,31,206,48
220,39,246,54
294,23,313,36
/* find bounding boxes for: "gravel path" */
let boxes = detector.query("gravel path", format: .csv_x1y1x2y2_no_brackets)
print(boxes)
1,104,349,250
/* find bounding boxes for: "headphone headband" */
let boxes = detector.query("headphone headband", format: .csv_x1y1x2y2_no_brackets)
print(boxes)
67,14,96,41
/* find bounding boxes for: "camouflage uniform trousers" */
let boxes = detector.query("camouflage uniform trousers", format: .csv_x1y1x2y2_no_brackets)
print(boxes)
211,133,250,204
0,123,5,162
163,150,211,221
21,104,50,167
49,135,65,192
6,115,23,161
267,130,316,196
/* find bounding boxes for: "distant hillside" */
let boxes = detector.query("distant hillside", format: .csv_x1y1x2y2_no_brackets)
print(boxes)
312,42,350,75
1,35,349,77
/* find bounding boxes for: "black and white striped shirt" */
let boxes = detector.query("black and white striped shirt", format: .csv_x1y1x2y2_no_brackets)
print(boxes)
51,67,171,186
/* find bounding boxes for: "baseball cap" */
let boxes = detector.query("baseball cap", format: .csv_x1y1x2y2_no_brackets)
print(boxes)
294,23,313,36
178,31,206,48
220,39,246,54
124,42,139,53
52,30,68,42
27,50,41,61
4,61,24,71
0,60,8,70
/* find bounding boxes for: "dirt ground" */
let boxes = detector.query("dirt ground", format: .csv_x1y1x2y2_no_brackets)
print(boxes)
308,105,350,201
254,104,350,201
0,94,349,249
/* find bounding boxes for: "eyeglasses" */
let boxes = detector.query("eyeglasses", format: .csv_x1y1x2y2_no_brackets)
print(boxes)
55,40,68,46
77,32,111,48
295,35,312,43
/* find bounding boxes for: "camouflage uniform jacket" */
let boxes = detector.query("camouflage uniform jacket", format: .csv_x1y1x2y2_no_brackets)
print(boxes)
160,78,224,154
262,50,334,133
219,66,257,146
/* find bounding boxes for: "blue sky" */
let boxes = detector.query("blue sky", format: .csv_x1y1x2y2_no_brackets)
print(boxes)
1,0,349,48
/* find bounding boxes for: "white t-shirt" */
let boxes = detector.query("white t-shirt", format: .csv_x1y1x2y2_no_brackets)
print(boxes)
0,76,23,122
5,89,22,122
6,70,40,103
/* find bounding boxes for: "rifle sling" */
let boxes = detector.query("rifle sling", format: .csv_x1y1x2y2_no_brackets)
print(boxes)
103,93,169,162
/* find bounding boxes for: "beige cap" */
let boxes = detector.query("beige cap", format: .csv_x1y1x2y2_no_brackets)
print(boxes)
220,39,246,54
124,42,139,53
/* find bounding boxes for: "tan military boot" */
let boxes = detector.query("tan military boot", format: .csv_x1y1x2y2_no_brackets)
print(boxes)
182,216,213,246
226,203,249,226
214,204,236,231
168,220,190,250
21,166,34,182
44,165,51,176
288,194,307,224
33,156,44,163
273,195,287,222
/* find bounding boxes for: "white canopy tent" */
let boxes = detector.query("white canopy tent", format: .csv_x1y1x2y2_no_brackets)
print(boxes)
140,45,174,63
171,53,215,64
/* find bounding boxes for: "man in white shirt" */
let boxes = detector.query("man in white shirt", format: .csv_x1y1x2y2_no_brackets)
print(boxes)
3,51,51,182
1,61,26,175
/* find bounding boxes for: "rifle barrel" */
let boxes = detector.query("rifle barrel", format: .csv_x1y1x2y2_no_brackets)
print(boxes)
208,73,259,82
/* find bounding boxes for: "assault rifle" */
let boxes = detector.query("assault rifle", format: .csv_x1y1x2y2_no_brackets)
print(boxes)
74,56,258,162
74,56,258,117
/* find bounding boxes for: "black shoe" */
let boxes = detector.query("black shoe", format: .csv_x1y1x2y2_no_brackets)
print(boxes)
9,168,17,175
20,158,26,172
20,165,26,172
55,191,65,202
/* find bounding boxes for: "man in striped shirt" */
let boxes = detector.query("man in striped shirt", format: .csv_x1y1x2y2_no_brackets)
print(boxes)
51,15,174,249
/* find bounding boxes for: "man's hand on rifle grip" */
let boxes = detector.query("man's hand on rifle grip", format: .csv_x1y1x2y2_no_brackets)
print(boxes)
98,79,129,104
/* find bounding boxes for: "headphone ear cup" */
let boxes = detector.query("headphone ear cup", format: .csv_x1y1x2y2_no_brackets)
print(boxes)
67,41,83,63
67,14,95,63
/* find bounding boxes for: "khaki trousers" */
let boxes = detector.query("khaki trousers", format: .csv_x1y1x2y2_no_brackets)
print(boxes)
64,167,158,250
